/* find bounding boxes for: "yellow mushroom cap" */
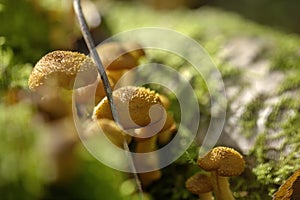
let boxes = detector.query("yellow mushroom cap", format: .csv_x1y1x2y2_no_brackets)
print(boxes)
28,51,98,93
197,146,245,177
96,42,145,71
186,173,213,195
93,86,165,129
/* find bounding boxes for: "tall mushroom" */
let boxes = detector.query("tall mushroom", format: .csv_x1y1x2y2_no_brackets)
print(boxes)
28,50,98,182
186,173,214,200
197,146,245,200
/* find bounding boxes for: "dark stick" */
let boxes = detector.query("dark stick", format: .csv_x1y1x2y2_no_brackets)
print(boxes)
73,0,143,198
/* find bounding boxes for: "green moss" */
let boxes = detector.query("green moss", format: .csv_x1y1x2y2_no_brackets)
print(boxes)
277,73,300,94
0,38,32,96
251,97,300,196
240,95,266,137
0,0,51,63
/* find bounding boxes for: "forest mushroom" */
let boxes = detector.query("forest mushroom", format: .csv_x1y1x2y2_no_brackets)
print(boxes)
186,173,214,200
28,50,97,93
273,168,300,200
93,86,165,129
197,146,245,200
96,41,145,71
28,50,98,118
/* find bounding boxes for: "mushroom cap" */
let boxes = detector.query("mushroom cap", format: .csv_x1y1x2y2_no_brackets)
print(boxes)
97,119,132,148
273,168,300,200
185,173,213,194
197,146,245,177
96,42,145,70
93,86,165,129
28,51,98,93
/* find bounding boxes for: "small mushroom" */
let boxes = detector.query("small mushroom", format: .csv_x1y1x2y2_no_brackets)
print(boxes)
186,173,214,200
96,42,145,71
93,86,165,129
28,50,98,118
273,168,300,200
28,50,97,94
197,146,245,200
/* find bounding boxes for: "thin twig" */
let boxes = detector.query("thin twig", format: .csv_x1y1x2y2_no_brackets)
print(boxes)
72,0,143,198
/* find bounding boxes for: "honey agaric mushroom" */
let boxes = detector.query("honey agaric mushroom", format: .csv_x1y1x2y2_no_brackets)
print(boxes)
186,173,214,200
273,168,300,200
28,50,97,93
197,146,245,200
93,86,165,129
28,50,98,118
96,42,145,71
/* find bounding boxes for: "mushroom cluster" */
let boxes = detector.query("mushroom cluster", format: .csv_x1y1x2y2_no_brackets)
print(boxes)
27,42,177,187
186,146,245,200
93,85,177,186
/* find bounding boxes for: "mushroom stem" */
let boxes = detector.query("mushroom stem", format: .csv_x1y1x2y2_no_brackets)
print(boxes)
211,172,235,200
198,192,214,200
135,136,161,187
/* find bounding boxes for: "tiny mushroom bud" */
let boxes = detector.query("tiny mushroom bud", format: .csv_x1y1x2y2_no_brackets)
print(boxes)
93,86,165,129
186,173,214,200
197,146,245,200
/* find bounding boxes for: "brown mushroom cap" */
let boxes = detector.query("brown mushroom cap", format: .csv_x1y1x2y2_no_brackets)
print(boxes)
93,86,165,129
197,146,245,177
28,51,98,93
186,173,213,195
96,42,145,71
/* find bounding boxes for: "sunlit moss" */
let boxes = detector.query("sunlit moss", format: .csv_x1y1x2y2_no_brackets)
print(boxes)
277,73,300,94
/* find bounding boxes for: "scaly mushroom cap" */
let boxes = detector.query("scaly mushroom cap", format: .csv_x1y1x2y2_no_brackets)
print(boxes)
185,173,213,195
96,42,145,70
197,146,245,177
28,51,98,93
93,86,165,129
